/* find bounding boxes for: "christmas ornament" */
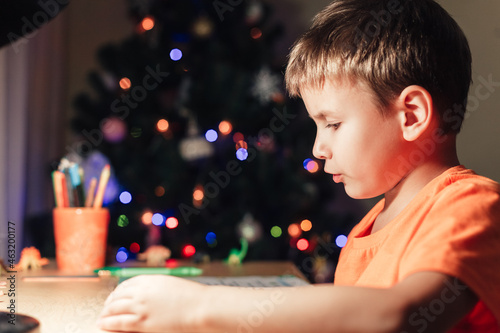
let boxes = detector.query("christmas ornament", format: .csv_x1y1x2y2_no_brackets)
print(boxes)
192,16,214,38
137,245,172,267
237,213,262,243
251,67,282,104
16,247,49,271
179,112,214,161
245,1,264,25
102,116,127,143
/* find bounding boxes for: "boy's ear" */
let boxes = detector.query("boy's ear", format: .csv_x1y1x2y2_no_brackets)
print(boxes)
396,85,434,142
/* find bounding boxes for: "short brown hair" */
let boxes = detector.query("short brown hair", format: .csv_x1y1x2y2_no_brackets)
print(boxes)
285,0,472,134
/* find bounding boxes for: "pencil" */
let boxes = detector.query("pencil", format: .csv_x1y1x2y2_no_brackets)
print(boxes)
85,177,98,207
93,164,110,208
52,171,64,208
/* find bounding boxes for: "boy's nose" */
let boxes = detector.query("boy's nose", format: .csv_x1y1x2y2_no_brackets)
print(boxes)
312,135,331,160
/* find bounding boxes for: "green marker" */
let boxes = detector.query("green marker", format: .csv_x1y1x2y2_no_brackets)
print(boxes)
95,266,203,278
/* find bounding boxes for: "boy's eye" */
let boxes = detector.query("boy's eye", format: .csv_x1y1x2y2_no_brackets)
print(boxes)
326,123,341,130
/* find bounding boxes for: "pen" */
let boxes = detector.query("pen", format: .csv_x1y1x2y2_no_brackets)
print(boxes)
94,266,203,278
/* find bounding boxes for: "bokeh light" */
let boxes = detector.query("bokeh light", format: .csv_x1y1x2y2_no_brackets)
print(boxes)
270,226,282,238
303,158,313,170
300,219,312,232
287,223,302,238
193,185,204,201
219,121,232,135
155,186,165,197
130,242,140,253
116,248,128,263
165,217,179,229
119,77,131,90
157,119,169,132
117,214,129,227
141,16,155,31
141,211,153,225
236,148,248,161
336,235,348,248
250,27,262,39
297,238,309,251
119,191,132,204
152,213,164,226
182,245,196,257
205,129,218,142
233,132,244,143
170,48,183,61
206,232,217,246
235,140,248,150
306,160,319,173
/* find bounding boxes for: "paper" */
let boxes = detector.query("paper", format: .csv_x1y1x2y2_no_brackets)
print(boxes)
187,275,310,287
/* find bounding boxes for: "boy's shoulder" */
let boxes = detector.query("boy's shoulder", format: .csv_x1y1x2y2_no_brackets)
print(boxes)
434,165,500,198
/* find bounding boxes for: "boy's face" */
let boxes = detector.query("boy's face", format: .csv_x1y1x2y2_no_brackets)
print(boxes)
301,79,406,199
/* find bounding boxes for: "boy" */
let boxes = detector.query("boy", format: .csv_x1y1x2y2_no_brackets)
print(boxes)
98,0,500,332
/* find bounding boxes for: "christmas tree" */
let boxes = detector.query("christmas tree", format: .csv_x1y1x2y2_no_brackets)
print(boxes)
71,0,357,282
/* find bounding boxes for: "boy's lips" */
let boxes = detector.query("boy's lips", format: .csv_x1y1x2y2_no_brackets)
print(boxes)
332,174,343,183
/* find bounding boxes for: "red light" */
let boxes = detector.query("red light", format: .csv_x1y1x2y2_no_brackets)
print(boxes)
182,245,196,257
129,242,140,253
297,238,309,251
233,132,244,143
165,217,179,229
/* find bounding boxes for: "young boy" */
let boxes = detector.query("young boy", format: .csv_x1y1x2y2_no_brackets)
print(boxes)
98,0,500,332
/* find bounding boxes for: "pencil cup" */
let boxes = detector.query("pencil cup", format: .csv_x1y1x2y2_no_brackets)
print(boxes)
53,208,110,274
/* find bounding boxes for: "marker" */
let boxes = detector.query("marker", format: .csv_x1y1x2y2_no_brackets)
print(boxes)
69,163,85,207
93,164,110,208
60,171,70,207
94,266,203,278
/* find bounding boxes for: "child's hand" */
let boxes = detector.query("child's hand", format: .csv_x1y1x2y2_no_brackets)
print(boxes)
98,275,205,332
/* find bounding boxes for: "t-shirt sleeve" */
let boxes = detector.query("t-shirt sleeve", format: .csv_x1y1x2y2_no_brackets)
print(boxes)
399,179,500,323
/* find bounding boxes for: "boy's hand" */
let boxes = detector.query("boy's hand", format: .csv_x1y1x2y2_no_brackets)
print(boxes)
98,275,205,332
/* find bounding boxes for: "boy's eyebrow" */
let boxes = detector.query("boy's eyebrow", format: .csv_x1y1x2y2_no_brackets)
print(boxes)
308,111,335,120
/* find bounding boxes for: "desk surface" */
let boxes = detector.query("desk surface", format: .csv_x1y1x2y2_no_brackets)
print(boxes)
8,261,306,333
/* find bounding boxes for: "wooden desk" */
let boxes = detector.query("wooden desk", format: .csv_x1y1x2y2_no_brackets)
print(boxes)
10,261,306,333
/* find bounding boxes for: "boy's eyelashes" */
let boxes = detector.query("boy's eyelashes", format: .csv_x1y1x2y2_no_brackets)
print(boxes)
326,123,341,130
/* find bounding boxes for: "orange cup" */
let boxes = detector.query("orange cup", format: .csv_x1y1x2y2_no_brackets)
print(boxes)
53,208,110,273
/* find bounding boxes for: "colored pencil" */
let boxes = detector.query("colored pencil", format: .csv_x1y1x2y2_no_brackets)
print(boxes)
85,177,98,207
93,164,110,208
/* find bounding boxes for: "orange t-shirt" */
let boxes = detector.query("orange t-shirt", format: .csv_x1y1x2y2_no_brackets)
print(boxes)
334,165,500,332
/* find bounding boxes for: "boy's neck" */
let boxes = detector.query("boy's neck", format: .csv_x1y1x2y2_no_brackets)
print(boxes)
374,135,460,233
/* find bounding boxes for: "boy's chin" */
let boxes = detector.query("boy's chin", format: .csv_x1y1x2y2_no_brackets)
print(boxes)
343,185,383,200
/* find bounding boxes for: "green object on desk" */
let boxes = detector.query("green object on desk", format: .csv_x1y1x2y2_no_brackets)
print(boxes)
95,266,203,278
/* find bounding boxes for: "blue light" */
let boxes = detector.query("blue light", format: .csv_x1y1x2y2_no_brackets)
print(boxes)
303,158,313,170
205,129,218,142
170,48,183,61
205,232,217,245
335,235,348,248
116,250,128,263
119,191,132,204
236,148,249,161
152,213,165,226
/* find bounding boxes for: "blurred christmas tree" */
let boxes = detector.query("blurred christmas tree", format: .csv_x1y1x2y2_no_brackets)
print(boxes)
71,0,356,282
